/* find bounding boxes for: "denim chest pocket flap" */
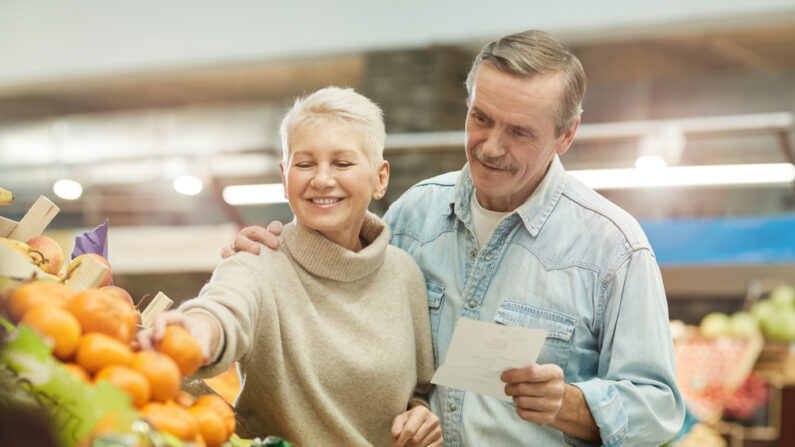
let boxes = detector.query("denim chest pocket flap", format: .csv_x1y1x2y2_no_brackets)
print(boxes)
494,301,576,370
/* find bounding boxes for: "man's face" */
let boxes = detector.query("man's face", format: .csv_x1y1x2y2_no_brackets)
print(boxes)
465,63,578,212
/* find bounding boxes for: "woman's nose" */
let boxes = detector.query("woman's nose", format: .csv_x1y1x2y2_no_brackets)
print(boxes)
310,166,335,188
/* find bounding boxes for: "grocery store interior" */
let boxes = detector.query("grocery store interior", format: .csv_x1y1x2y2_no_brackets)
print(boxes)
1,1,795,445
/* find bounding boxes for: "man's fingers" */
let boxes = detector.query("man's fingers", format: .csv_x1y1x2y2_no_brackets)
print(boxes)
266,220,283,235
234,233,261,255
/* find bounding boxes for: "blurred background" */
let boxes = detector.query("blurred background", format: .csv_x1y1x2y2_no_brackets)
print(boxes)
1,1,795,445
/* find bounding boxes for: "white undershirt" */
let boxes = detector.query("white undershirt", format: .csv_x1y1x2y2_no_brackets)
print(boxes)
469,192,510,249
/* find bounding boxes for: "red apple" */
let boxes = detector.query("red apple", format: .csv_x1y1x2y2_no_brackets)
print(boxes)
100,285,133,306
67,253,113,287
26,235,64,275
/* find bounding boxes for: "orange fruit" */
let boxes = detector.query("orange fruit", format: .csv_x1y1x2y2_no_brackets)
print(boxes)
174,390,197,408
141,401,199,441
8,281,75,322
156,325,203,376
132,351,181,402
20,304,81,360
68,288,138,343
62,362,91,384
75,332,135,374
190,404,229,447
195,394,236,436
95,364,151,408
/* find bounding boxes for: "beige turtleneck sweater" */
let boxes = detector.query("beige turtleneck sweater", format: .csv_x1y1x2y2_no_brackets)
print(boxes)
180,212,434,446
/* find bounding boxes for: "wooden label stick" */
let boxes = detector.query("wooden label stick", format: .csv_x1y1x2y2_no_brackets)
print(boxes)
8,196,60,242
64,255,109,292
141,292,174,328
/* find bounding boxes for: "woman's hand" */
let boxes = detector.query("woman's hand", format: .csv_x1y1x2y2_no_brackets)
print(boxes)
220,221,284,258
135,310,219,365
390,402,443,447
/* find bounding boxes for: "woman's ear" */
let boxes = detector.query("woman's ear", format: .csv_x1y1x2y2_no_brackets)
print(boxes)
280,162,288,199
373,160,390,200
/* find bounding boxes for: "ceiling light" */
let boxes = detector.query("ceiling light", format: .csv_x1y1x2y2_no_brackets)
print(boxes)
53,179,83,200
635,156,668,171
223,183,287,205
569,163,795,190
172,175,203,195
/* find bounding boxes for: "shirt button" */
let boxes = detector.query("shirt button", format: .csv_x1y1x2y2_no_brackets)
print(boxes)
468,300,477,309
484,253,492,261
448,403,457,412
469,250,476,258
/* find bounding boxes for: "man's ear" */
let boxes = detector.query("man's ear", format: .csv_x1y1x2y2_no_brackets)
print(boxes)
555,118,580,156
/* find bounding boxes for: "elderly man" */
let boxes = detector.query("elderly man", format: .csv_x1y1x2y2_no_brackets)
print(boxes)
226,30,685,446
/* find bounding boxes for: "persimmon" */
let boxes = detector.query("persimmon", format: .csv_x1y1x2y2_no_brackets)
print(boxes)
62,362,91,384
190,404,229,447
157,325,203,376
132,351,181,402
95,364,151,408
75,332,135,374
68,289,138,343
8,281,75,322
195,394,236,436
20,304,81,360
141,401,199,441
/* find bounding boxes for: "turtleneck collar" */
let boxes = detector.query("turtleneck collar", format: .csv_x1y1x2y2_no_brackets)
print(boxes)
281,211,390,282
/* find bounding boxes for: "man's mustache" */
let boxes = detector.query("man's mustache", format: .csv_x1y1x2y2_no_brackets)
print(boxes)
470,146,518,174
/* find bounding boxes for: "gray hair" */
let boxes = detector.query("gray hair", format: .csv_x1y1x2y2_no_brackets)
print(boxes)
280,86,386,167
465,30,586,136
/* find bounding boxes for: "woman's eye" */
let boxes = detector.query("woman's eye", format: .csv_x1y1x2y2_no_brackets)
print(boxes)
336,161,353,168
294,163,312,168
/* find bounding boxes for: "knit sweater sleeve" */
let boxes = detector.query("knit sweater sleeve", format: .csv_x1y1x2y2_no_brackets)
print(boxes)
179,251,273,378
400,249,435,408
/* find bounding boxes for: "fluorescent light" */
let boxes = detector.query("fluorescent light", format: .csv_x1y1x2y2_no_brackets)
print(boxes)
172,175,203,195
635,156,667,171
53,179,83,200
223,183,287,205
569,163,795,190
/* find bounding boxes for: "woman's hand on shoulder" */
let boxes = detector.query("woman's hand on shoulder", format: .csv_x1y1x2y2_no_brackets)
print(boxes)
390,401,443,447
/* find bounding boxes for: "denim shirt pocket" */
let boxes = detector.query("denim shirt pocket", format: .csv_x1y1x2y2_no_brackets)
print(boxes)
494,301,576,372
425,282,445,357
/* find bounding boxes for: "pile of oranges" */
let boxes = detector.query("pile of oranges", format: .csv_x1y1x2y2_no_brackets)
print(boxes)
5,281,235,447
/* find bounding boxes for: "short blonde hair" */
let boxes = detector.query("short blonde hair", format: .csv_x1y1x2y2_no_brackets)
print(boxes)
280,87,386,168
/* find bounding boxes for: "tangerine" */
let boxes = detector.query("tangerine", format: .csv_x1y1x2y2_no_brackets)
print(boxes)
68,288,138,343
20,304,81,360
194,394,236,436
95,364,151,408
8,281,75,322
62,362,91,384
141,401,199,441
190,404,229,447
75,332,135,374
157,325,204,376
132,350,181,402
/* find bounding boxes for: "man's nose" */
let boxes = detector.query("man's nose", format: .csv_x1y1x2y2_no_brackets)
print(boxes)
480,129,506,158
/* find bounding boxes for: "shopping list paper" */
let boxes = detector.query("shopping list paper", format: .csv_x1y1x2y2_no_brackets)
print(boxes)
431,318,547,402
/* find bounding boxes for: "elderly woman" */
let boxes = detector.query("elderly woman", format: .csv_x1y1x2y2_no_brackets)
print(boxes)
138,87,440,447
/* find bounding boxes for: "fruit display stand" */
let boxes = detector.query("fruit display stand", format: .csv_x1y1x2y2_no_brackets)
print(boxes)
1,194,284,447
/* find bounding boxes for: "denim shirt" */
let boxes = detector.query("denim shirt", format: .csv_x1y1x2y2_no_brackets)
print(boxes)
384,157,684,447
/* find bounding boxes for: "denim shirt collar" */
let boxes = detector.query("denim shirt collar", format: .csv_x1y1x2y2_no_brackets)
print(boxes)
447,156,566,237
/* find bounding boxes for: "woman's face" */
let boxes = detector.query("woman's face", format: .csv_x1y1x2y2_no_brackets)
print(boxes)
281,120,388,251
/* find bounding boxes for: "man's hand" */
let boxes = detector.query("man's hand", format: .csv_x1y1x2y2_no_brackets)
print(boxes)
501,364,565,425
390,402,443,447
502,364,601,442
136,310,219,365
220,221,284,259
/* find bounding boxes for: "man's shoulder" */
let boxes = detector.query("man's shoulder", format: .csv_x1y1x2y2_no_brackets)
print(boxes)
558,173,651,251
385,170,460,220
